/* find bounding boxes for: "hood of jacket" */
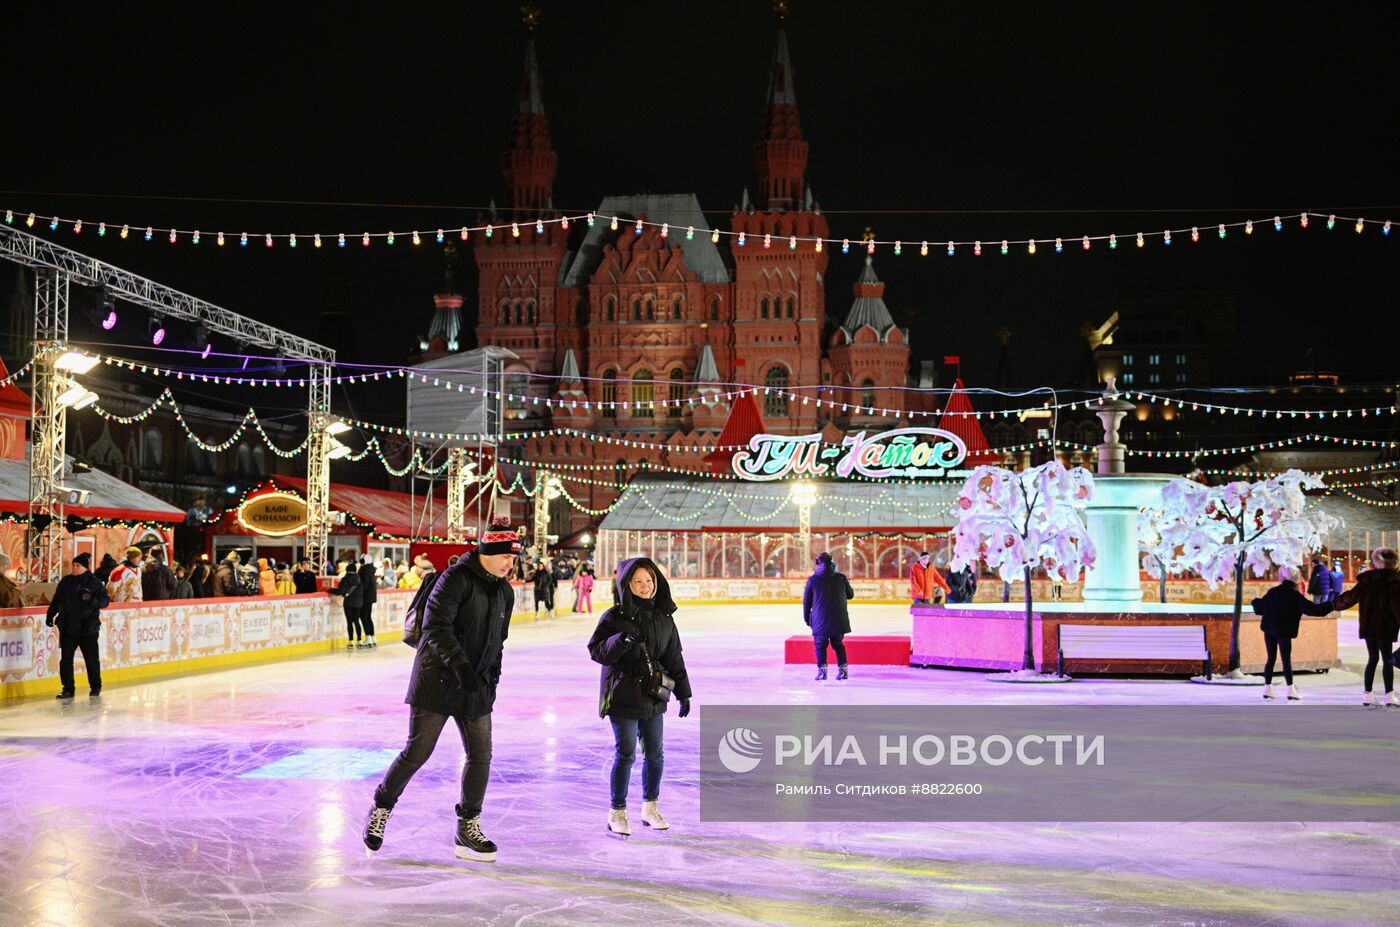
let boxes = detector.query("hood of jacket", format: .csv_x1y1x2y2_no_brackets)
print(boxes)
612,556,676,617
813,559,836,577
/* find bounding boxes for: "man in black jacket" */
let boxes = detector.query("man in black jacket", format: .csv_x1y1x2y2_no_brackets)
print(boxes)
803,552,855,681
364,517,520,862
45,553,110,699
141,548,178,601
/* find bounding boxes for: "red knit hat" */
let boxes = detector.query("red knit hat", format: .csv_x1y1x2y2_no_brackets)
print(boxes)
479,516,523,555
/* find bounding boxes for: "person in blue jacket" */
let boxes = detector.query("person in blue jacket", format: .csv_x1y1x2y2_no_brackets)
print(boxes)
803,552,855,682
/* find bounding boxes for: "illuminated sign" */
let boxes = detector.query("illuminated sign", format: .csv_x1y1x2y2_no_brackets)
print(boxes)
731,428,968,482
236,491,308,537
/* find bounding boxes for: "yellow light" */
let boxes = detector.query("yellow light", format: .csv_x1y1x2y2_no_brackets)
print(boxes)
1028,240,1036,255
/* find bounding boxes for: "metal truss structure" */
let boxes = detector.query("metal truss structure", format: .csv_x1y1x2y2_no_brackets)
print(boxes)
0,226,334,579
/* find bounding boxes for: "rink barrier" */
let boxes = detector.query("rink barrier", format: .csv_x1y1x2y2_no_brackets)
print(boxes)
0,582,547,701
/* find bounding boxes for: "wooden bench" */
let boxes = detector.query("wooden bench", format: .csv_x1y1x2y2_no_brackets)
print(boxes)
1057,624,1211,678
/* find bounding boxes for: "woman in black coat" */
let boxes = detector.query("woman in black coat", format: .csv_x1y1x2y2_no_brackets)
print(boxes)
587,557,691,837
802,552,855,681
332,567,365,648
1332,548,1400,706
1251,565,1334,700
358,557,379,647
532,560,556,618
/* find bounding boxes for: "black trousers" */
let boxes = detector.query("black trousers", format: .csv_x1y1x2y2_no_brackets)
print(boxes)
361,602,376,638
375,708,493,819
1262,632,1293,685
1364,639,1395,694
59,631,101,693
814,633,848,667
344,605,363,641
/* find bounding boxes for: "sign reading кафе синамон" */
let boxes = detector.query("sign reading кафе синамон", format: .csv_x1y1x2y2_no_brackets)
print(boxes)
731,428,968,481
236,491,308,537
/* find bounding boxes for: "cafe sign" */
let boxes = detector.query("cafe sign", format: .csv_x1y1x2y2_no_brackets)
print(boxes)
731,428,968,482
236,491,308,537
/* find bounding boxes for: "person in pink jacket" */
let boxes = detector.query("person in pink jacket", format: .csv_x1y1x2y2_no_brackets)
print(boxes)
574,564,596,613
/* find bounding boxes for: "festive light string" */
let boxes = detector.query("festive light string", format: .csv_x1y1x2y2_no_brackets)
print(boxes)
1124,433,1400,458
10,206,1395,256
1204,461,1400,479
93,353,1400,423
1335,487,1400,508
0,360,33,387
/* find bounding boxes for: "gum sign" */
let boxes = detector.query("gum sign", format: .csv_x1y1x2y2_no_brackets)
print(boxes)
733,428,968,481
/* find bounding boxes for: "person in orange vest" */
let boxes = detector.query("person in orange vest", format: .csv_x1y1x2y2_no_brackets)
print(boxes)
909,552,949,606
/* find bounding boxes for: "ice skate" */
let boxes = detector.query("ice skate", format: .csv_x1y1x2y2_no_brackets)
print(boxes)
607,808,631,838
1262,684,1275,700
1387,692,1400,708
363,805,392,854
1363,691,1378,708
454,815,497,861
1287,685,1301,701
837,665,848,681
55,689,74,701
640,800,669,831
814,666,827,682
89,688,101,699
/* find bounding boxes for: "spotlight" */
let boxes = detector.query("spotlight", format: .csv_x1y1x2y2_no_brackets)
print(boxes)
100,292,117,330
149,317,166,345
192,323,212,359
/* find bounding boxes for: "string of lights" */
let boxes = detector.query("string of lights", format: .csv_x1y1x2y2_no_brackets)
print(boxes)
10,206,1394,255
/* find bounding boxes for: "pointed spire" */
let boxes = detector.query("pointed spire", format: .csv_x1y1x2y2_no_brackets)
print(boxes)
695,344,721,384
841,257,896,339
502,36,558,216
519,38,546,115
766,27,798,108
560,348,581,382
803,185,813,210
754,26,808,211
740,187,752,212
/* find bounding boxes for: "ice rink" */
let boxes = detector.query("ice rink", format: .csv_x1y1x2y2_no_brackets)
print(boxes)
2,603,1396,926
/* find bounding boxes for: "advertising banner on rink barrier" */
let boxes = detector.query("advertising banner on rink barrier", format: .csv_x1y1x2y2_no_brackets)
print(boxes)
701,706,1400,823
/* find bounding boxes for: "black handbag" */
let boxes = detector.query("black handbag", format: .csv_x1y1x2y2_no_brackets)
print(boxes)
640,641,676,703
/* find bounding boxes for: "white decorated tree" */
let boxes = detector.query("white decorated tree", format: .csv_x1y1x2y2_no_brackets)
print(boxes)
951,461,1097,674
1155,470,1340,675
1138,503,1193,603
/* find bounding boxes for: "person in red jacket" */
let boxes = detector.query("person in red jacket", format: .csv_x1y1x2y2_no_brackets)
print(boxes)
909,552,949,606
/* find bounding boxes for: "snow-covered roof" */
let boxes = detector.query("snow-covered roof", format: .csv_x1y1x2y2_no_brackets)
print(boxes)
0,452,184,523
561,193,731,287
841,257,899,339
599,475,960,532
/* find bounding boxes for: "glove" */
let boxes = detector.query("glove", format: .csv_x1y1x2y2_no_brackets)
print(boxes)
454,663,482,692
678,699,691,718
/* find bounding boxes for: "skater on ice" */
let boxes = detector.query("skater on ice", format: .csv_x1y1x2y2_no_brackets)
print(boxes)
1251,564,1334,700
1330,547,1400,707
803,551,855,681
588,557,692,838
363,517,520,860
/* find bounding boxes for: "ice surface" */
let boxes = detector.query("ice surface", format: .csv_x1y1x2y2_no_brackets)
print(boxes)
1,603,1396,926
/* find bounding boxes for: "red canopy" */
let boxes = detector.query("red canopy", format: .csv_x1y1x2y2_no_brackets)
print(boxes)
276,475,458,538
705,390,768,474
938,378,1000,466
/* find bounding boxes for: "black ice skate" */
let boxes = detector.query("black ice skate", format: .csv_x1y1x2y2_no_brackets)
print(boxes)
455,815,498,861
815,666,827,681
363,805,391,854
837,665,848,681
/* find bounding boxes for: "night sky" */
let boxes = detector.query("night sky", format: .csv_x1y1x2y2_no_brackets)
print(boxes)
3,2,1398,409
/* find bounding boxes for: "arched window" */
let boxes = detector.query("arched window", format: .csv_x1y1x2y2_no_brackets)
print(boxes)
861,379,876,409
632,298,642,321
499,300,510,324
143,428,163,468
672,296,682,318
765,366,789,417
631,368,654,417
604,296,616,322
526,300,536,325
645,299,654,321
786,295,796,319
614,459,629,485
760,297,769,319
252,446,267,476
236,443,252,476
708,296,720,321
514,301,524,325
507,373,528,412
601,369,617,418
668,368,685,417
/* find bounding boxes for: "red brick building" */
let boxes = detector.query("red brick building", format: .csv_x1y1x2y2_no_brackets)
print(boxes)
415,30,926,539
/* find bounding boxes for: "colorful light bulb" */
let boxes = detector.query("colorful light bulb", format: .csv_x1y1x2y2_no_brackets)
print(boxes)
362,232,370,246
535,220,544,235
484,224,493,238
841,239,849,253
1218,223,1226,239
1274,216,1282,231
1028,240,1036,255
460,227,468,240
609,215,618,231
587,212,596,228
1300,213,1309,229
1136,232,1144,248
866,239,875,255
814,238,823,252
1384,220,1392,236
1245,219,1254,234
1356,217,1365,233
685,225,693,240
288,234,296,248
789,234,797,249
1082,235,1091,250
49,217,59,231
561,216,569,231
98,222,106,237
737,232,746,246
510,223,519,238
1000,240,1008,255
711,228,720,243
1327,214,1336,229
1190,226,1199,242
1109,233,1117,249
338,233,346,247
1054,238,1063,253
973,240,982,256
412,230,422,245
25,213,34,227
762,232,771,248
265,233,273,247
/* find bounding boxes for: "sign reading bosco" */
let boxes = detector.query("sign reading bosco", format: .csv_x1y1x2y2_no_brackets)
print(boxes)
731,428,968,482
236,491,308,537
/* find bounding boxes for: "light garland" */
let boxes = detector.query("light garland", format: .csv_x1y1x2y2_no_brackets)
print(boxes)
1204,461,1400,479
11,207,1394,258
1334,487,1400,508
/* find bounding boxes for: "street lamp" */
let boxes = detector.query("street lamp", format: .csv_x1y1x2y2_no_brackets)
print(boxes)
790,480,818,569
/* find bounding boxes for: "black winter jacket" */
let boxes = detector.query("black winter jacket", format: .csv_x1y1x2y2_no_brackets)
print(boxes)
358,561,378,604
1333,567,1400,642
803,560,854,638
141,562,177,601
46,570,109,636
1251,580,1333,639
587,557,692,720
405,553,514,719
292,568,318,594
333,571,364,609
